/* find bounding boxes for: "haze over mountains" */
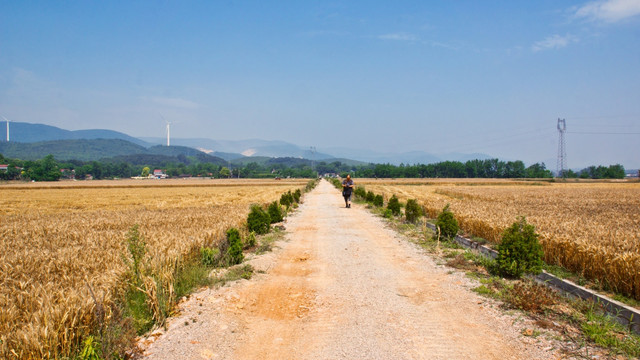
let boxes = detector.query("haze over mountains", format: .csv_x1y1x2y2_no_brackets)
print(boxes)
0,122,493,164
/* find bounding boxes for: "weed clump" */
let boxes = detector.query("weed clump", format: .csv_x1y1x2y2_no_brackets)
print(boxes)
405,199,422,223
245,231,257,249
435,204,459,240
354,186,366,199
505,279,557,313
268,201,283,223
494,217,544,278
247,204,270,235
200,246,220,267
387,195,401,216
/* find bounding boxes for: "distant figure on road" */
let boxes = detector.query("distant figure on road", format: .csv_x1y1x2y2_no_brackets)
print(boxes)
342,174,354,208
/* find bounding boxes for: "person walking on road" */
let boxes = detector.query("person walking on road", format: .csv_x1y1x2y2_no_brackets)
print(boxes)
342,174,354,208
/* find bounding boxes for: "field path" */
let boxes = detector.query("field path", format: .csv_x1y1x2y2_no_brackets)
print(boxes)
142,179,550,359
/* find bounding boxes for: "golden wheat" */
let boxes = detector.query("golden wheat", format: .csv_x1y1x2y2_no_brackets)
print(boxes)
0,179,306,359
363,179,640,301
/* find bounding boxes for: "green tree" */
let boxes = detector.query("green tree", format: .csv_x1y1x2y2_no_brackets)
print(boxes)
219,166,231,178
141,167,150,177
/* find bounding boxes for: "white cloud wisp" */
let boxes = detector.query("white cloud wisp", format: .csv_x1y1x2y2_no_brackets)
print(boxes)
575,0,640,23
531,34,578,52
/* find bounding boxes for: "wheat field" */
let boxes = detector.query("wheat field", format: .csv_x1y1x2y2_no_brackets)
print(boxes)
362,179,640,301
0,179,307,359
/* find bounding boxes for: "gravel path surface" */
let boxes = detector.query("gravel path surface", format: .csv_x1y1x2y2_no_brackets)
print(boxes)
141,179,560,359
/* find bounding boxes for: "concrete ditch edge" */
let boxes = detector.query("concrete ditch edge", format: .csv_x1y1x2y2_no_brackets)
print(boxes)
424,222,640,334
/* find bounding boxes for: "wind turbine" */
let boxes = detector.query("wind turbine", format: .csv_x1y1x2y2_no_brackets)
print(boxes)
166,121,171,147
1,116,9,142
160,114,171,147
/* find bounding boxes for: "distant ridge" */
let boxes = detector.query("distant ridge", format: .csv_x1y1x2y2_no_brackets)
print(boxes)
0,122,150,147
0,139,226,164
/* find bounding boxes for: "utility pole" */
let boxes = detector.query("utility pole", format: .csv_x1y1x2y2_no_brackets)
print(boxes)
556,118,567,177
310,146,317,178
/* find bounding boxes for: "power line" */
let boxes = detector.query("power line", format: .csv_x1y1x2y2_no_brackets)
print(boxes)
569,131,640,135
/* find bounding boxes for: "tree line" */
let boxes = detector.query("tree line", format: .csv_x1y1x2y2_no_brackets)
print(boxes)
0,153,628,181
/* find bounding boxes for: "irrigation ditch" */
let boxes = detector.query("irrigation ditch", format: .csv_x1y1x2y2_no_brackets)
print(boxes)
422,222,640,335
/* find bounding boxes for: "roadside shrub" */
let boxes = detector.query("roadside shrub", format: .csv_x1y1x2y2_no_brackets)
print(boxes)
328,177,341,189
365,191,375,203
435,204,459,240
354,186,366,199
405,199,423,223
293,189,301,203
305,179,318,191
383,208,393,219
247,204,270,235
280,192,294,208
268,201,283,223
373,194,384,207
226,228,244,265
494,217,544,278
387,195,401,216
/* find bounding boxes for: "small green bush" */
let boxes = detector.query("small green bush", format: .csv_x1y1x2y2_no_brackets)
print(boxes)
435,204,459,240
247,204,270,234
280,191,294,208
268,201,283,223
293,189,301,203
383,208,393,219
405,199,423,223
494,217,544,278
365,191,375,203
387,195,401,216
226,228,244,265
373,194,384,207
354,186,366,199
200,246,220,267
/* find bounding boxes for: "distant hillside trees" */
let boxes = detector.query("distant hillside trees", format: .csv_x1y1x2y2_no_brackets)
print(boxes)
357,160,551,179
578,164,625,179
0,152,627,181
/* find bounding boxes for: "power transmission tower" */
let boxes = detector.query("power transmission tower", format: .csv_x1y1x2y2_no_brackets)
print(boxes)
556,118,567,177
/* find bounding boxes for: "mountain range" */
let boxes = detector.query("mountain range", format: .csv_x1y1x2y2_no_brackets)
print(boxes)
0,122,493,164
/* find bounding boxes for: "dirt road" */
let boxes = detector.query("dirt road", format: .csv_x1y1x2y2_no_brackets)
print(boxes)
142,179,552,359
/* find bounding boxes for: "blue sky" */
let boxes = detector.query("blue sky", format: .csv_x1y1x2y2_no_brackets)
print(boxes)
1,1,639,168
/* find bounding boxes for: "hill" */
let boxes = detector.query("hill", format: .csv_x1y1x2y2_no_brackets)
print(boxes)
0,139,148,161
1,122,150,147
0,139,227,165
